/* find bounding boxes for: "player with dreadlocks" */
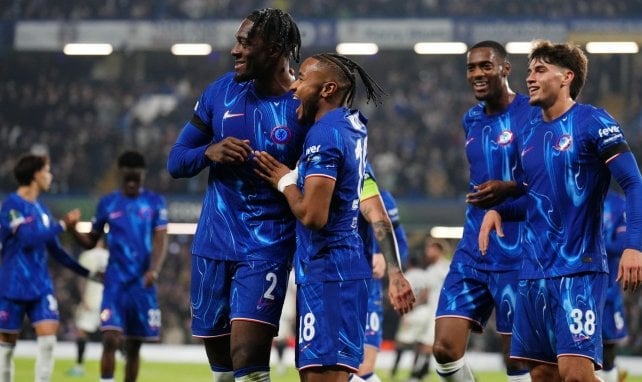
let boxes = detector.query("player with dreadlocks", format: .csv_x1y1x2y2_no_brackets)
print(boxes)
167,8,305,382
254,53,415,382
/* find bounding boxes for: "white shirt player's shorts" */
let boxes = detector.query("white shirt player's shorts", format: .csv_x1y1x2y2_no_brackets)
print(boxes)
75,304,102,333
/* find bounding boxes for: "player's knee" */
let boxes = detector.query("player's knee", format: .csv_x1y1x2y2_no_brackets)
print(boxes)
432,339,458,363
231,342,270,369
102,332,121,353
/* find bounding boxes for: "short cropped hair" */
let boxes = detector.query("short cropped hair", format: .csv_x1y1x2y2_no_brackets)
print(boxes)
469,40,508,62
14,154,48,186
118,150,146,169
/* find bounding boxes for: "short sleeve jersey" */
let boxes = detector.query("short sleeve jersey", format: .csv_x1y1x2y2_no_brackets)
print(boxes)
455,93,532,271
294,108,371,284
190,73,306,263
92,190,168,284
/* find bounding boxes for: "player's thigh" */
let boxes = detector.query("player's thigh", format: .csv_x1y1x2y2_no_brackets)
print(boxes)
296,279,368,372
123,284,161,340
488,269,520,334
230,260,291,327
190,256,233,337
436,264,495,333
553,273,607,366
0,296,29,336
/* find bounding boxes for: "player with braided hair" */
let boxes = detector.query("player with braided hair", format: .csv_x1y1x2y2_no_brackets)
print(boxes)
253,53,414,382
167,7,305,382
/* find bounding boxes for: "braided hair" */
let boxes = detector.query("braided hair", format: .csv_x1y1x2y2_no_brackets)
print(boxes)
313,53,386,107
246,8,301,63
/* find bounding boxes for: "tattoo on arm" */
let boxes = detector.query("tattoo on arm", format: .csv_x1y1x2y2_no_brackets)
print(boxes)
372,220,402,270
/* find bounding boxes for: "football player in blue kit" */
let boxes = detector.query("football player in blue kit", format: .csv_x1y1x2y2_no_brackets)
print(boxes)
71,151,168,382
167,8,305,382
433,41,532,382
254,53,414,382
0,154,95,382
479,40,642,382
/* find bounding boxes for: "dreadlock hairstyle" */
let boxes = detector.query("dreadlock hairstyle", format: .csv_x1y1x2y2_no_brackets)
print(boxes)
313,53,386,108
246,8,301,63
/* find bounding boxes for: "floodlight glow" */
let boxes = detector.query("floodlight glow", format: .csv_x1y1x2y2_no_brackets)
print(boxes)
506,42,534,54
63,43,113,55
336,43,379,55
430,226,463,239
414,42,467,55
76,221,196,235
585,42,638,54
171,43,212,56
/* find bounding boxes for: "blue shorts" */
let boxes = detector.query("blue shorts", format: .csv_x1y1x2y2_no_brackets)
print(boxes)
0,294,59,332
365,279,383,349
100,281,160,340
435,262,519,333
295,279,368,372
602,281,627,343
191,256,291,337
511,273,607,366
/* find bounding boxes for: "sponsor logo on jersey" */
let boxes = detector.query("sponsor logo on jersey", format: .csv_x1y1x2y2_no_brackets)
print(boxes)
223,110,245,120
271,125,292,144
305,145,321,156
598,125,621,138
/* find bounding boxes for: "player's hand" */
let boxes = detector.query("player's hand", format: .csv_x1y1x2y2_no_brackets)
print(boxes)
372,253,386,279
387,270,415,315
617,248,642,291
466,180,517,209
143,269,159,287
478,210,503,256
205,137,252,163
253,151,291,189
62,208,81,228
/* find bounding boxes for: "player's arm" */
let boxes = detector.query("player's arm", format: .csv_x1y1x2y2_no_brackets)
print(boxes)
478,194,529,255
253,150,332,229
8,208,70,244
167,121,215,178
607,151,642,291
70,229,101,250
465,180,525,209
46,236,91,278
360,192,415,315
144,227,168,287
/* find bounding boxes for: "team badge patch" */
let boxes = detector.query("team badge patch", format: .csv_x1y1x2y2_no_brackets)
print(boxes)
100,309,112,322
271,125,292,144
555,134,573,151
497,130,514,146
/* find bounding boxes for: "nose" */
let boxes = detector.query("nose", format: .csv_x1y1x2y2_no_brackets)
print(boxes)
231,42,241,57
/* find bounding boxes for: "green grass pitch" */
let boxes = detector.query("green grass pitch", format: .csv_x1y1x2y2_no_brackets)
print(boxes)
15,357,642,382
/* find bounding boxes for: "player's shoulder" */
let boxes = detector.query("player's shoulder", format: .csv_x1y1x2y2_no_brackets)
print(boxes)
463,103,485,125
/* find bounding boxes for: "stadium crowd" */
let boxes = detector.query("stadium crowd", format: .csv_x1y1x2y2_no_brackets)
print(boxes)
2,0,642,19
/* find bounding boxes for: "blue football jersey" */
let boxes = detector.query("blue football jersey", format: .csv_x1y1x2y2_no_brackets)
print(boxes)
294,107,371,283
517,103,624,278
603,189,627,286
184,72,306,263
0,193,86,299
92,190,168,284
455,93,532,271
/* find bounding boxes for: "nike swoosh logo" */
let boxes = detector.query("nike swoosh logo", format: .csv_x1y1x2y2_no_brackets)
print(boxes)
223,110,245,119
